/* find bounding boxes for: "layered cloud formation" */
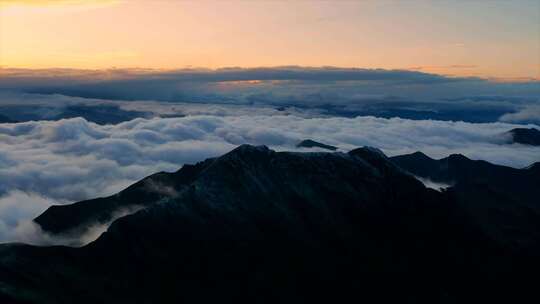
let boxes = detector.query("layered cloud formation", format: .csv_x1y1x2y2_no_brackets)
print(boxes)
500,105,540,124
2,114,539,201
0,67,539,244
1,67,539,124
1,112,540,244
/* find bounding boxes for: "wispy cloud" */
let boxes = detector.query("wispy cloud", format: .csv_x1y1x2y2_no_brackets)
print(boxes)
409,65,478,70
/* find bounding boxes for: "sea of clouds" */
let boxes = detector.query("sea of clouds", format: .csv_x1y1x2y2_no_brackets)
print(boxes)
0,67,539,245
1,111,539,244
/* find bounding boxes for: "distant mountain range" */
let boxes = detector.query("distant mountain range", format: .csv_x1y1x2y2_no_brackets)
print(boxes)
1,145,539,303
391,151,540,249
296,139,337,150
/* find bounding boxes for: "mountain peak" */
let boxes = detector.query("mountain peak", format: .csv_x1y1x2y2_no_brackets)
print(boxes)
231,144,271,154
296,139,338,151
447,153,470,161
410,151,432,159
390,151,435,162
348,146,395,172
349,146,385,155
507,128,540,146
218,144,274,163
2,145,540,303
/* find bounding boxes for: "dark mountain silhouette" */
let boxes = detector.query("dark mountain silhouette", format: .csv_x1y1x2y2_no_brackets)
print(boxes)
391,152,540,252
506,127,540,146
296,139,337,150
34,161,209,235
390,152,540,207
0,145,539,303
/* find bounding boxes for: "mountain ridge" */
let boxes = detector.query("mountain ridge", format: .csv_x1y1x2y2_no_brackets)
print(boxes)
0,145,538,303
296,139,338,151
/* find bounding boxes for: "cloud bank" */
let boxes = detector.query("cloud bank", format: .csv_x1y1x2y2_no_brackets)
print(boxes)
1,67,538,124
1,67,538,245
499,105,540,125
1,114,538,199
1,112,539,244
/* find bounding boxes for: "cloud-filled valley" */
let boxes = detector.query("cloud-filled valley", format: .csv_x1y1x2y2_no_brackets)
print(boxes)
2,113,538,201
1,109,539,244
0,67,539,244
2,1,540,300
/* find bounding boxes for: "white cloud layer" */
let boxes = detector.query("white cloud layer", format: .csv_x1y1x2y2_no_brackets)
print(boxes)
1,113,539,243
499,105,540,125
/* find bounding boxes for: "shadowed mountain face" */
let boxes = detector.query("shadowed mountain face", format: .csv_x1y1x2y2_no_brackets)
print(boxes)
390,152,540,252
1,145,539,303
506,128,540,146
390,152,540,207
34,159,213,236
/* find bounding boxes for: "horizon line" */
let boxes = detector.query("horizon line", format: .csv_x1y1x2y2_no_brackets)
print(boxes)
1,65,538,84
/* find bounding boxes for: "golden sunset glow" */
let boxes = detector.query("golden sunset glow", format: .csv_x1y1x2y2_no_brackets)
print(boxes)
1,0,539,80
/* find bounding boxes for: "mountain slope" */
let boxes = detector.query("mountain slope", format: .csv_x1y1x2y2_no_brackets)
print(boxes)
0,145,539,303
390,152,540,207
391,152,540,251
34,158,215,235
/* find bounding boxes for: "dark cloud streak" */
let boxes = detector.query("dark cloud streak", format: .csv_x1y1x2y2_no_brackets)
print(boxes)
1,66,539,124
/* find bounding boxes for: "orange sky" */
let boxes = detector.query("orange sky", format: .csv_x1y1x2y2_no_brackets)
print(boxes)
1,0,539,80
